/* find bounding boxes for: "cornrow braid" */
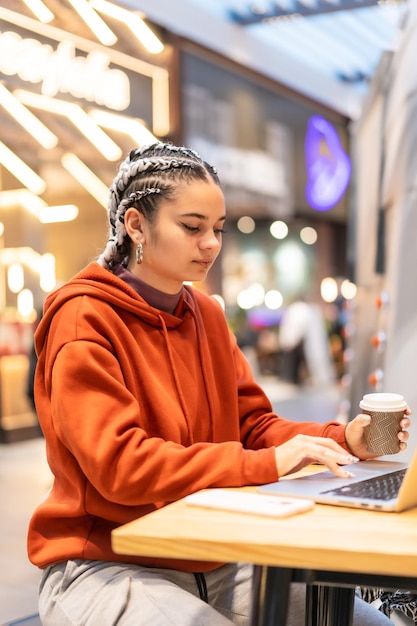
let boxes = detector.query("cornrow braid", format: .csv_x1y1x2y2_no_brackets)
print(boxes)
98,188,160,270
97,142,221,270
118,187,161,212
110,157,196,208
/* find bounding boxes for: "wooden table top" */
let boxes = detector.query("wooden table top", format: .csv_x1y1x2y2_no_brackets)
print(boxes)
112,479,417,578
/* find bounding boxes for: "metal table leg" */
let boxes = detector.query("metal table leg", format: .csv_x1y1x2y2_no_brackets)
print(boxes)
251,565,293,626
306,583,355,626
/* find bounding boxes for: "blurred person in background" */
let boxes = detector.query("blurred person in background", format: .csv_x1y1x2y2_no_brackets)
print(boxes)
279,296,335,387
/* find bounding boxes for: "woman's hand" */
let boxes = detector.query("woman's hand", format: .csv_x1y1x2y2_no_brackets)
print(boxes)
345,407,411,460
274,434,359,479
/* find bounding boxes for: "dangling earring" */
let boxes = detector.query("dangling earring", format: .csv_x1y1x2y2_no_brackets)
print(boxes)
136,241,144,265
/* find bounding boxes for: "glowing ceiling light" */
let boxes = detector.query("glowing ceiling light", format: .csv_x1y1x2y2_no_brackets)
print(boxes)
0,247,41,269
14,90,122,161
39,204,79,223
0,189,46,215
21,0,54,22
0,141,46,194
89,0,164,53
8,263,25,293
88,109,157,146
0,84,58,149
39,253,56,292
0,190,78,223
152,68,170,136
68,0,117,45
38,204,78,224
18,288,34,318
62,152,109,208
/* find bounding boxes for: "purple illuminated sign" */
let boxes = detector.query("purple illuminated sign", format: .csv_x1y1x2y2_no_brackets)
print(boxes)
304,115,351,212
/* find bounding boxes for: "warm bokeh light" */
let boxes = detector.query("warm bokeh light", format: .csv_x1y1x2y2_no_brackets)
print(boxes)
264,289,283,310
270,220,288,240
237,283,265,310
237,290,253,310
320,277,338,303
237,216,255,234
340,279,357,300
300,226,317,245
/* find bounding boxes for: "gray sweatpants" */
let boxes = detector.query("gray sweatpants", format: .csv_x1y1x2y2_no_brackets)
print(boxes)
38,559,393,625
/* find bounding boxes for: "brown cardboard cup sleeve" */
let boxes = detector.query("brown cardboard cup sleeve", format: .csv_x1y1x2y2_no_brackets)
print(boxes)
360,393,407,455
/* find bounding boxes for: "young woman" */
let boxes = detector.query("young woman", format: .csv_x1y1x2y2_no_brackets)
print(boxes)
28,142,409,625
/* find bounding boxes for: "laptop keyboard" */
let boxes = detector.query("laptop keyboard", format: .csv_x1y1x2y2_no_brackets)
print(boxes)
321,468,407,501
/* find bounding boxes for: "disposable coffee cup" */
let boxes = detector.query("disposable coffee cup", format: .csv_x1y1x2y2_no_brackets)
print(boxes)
359,392,407,455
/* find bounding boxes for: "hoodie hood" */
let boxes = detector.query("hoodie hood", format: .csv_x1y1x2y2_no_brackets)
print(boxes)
36,261,192,355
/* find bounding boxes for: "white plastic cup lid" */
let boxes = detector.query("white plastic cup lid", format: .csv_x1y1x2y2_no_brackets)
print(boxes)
359,392,407,412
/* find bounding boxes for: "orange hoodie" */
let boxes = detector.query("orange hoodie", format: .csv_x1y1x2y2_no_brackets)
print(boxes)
27,262,347,572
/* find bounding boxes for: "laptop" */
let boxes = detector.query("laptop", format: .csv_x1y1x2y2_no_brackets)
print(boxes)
258,452,417,512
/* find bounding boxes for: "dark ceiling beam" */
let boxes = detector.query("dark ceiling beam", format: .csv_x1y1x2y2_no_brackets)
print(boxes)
229,0,381,25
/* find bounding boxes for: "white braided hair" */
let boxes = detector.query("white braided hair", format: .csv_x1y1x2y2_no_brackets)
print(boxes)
97,142,219,270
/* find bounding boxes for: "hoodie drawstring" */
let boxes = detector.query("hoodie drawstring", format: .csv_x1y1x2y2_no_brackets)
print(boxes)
194,572,208,603
159,314,195,444
158,296,218,444
186,301,216,440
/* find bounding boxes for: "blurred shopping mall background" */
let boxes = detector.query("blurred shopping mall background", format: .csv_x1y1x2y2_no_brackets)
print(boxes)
2,0,417,622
